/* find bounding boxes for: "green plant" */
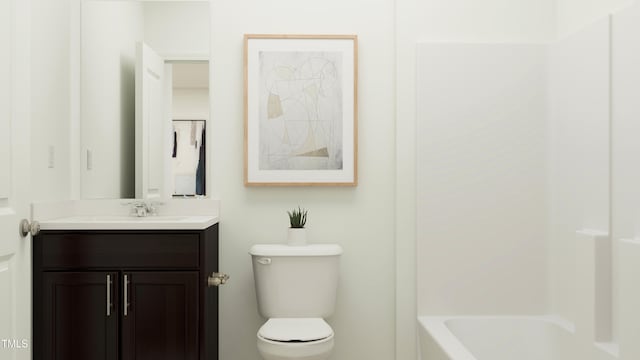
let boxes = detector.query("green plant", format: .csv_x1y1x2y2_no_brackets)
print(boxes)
287,207,308,228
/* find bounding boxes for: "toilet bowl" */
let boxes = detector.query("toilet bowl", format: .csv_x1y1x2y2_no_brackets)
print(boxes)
256,318,334,360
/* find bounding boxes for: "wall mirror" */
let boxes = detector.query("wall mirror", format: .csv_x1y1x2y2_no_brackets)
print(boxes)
80,0,210,199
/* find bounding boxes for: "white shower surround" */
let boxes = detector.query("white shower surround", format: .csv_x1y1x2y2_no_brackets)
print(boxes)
418,316,578,360
417,2,640,359
418,315,623,360
417,231,631,359
417,42,548,315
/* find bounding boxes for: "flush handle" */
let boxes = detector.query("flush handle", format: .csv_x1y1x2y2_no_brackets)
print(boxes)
257,257,271,265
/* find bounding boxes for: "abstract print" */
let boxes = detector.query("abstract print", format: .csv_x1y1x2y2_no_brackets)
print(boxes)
258,51,343,171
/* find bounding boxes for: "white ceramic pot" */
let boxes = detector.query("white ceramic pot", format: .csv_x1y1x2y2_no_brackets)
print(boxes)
287,228,307,246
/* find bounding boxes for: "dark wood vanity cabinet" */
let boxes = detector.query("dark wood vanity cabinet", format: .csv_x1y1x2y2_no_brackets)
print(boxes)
32,224,219,360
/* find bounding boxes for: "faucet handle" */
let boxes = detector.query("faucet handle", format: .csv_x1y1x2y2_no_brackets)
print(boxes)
130,201,148,217
146,201,164,216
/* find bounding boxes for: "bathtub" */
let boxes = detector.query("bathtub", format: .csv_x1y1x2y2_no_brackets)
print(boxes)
418,316,577,360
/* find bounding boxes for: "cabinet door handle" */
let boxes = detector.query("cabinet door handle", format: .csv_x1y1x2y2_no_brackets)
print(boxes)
106,274,112,317
124,274,130,317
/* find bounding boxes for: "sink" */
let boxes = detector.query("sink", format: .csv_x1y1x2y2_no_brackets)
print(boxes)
39,214,218,230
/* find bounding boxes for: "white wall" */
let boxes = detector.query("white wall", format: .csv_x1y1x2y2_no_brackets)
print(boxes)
416,43,548,315
400,0,556,43
30,0,72,201
143,2,209,57
210,1,396,359
547,17,611,330
557,0,632,37
611,0,640,345
173,88,209,121
81,2,143,198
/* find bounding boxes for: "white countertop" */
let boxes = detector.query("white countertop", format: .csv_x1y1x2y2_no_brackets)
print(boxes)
32,199,220,231
39,215,219,231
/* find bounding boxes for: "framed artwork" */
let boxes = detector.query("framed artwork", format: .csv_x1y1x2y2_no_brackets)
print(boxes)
244,34,358,186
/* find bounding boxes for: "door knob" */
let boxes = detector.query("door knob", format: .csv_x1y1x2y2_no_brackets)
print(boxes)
207,272,230,287
19,219,40,237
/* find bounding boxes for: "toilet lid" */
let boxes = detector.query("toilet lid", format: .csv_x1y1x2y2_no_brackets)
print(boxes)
258,318,333,343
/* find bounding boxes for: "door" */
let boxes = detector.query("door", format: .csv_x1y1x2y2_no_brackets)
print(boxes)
41,272,119,360
0,0,32,359
122,272,199,360
135,42,165,199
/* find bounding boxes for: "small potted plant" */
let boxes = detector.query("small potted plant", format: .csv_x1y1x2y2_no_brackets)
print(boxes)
287,206,308,246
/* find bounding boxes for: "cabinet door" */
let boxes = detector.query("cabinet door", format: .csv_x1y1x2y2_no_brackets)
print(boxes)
122,272,199,360
41,272,119,360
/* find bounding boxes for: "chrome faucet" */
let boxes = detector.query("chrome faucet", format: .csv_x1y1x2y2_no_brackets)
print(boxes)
129,201,162,217
131,202,149,217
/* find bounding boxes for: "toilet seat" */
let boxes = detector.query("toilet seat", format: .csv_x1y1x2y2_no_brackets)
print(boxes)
258,318,333,343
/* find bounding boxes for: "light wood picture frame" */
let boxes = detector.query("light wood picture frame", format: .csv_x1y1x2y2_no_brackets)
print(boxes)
244,34,358,186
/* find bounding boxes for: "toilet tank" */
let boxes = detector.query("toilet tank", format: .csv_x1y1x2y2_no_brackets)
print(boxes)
250,244,342,318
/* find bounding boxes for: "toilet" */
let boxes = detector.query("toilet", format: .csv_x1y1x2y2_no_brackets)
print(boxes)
250,244,342,360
